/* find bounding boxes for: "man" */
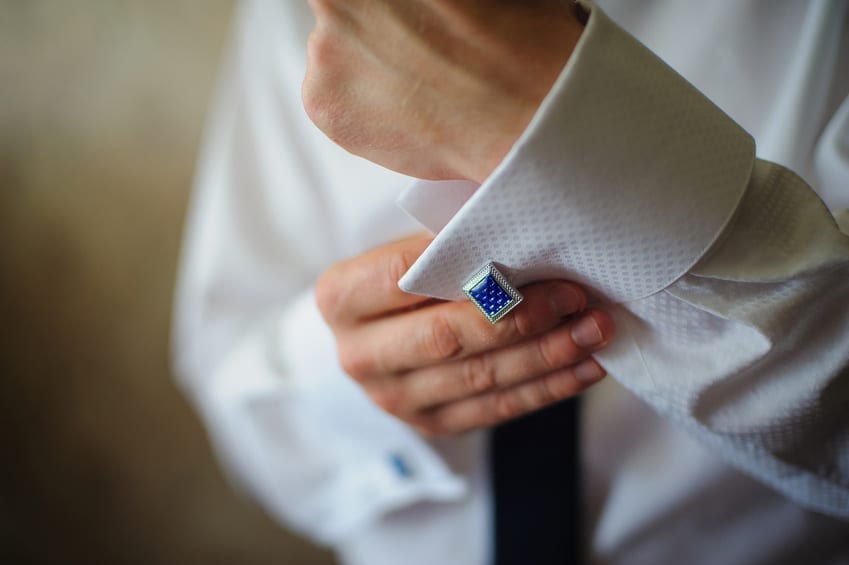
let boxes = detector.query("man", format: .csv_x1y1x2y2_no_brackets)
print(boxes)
174,1,849,563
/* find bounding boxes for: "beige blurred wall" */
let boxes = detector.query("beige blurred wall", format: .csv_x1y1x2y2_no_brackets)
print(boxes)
0,2,333,563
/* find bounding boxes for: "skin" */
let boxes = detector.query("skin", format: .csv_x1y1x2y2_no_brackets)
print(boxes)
315,236,614,437
305,1,610,435
303,0,585,183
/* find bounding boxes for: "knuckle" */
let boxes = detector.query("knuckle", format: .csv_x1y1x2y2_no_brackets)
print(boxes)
462,355,498,394
307,0,345,28
337,342,373,381
422,315,462,362
306,0,330,15
509,304,536,339
494,390,524,422
530,377,558,407
414,418,446,439
302,41,345,136
370,388,402,416
302,79,334,135
489,303,534,344
387,247,417,286
301,79,321,126
314,267,343,322
536,333,565,373
305,27,334,71
544,371,574,399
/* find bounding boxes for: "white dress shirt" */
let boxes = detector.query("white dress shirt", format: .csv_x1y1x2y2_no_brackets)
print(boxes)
173,1,849,564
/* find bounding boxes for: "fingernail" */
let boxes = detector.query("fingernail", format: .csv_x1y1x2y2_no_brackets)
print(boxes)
551,284,582,317
575,359,605,384
572,313,604,348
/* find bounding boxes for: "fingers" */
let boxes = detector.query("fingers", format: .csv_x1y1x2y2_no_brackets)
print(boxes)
414,358,607,437
337,280,587,378
317,237,615,437
399,309,612,410
315,235,433,325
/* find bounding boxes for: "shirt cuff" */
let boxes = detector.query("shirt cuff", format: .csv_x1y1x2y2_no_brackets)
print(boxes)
398,3,755,303
193,289,470,544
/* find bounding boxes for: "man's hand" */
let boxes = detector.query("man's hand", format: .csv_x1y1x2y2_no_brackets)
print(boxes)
316,236,613,436
303,0,584,183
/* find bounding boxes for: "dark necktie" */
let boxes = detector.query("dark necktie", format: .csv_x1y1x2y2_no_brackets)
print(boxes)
491,397,581,565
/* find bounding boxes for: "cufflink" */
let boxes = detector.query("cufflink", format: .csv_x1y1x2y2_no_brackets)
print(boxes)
389,453,414,479
462,262,523,324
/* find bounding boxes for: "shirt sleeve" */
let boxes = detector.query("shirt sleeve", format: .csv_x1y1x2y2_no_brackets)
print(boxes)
171,0,471,545
578,5,849,520
524,5,849,519
399,3,849,519
600,161,849,520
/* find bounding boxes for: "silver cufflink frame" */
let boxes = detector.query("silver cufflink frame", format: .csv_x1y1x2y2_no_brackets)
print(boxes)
462,262,524,324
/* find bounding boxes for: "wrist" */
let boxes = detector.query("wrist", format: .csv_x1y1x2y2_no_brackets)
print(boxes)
455,8,585,183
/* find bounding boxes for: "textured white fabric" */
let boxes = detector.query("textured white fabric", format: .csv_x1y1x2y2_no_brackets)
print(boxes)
172,1,849,564
400,5,849,520
399,7,754,303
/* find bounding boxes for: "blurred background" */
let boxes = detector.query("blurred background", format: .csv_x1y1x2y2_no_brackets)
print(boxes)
0,2,334,563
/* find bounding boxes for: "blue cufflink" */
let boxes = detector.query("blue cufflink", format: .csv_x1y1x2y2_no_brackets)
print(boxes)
462,262,523,324
389,453,414,479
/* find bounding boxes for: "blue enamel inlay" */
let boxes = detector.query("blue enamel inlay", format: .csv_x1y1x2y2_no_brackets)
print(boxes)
469,275,513,317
